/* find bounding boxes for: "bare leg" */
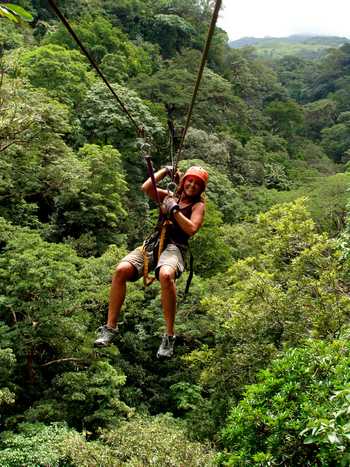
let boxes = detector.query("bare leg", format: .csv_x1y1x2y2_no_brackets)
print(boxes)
107,262,136,328
159,265,177,335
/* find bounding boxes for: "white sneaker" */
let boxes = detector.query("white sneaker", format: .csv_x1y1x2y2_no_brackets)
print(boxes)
157,335,176,358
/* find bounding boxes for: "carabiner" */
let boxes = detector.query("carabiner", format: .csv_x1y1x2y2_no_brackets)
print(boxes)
167,182,177,196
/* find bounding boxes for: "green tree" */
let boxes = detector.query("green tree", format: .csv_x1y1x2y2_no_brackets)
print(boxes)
304,43,350,102
153,0,213,25
220,339,350,466
233,135,291,188
80,81,163,149
0,74,71,155
223,47,285,108
30,0,101,22
45,16,111,63
100,414,216,466
275,55,315,102
133,50,249,133
0,218,130,430
0,21,26,53
0,415,216,466
303,98,337,140
100,40,159,83
0,329,16,408
0,75,80,229
329,76,350,113
189,199,231,277
101,0,148,35
79,80,163,247
0,423,98,467
142,14,195,58
45,15,154,71
182,200,350,437
182,128,231,171
53,144,129,255
321,121,350,162
19,44,92,107
265,99,304,138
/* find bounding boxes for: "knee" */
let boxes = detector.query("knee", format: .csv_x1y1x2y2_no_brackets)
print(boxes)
114,262,132,282
159,267,175,287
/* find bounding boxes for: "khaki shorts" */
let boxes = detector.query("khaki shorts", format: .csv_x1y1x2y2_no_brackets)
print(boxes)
121,243,185,281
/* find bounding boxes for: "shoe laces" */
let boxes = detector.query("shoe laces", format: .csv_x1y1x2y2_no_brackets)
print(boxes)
161,335,175,348
98,325,116,334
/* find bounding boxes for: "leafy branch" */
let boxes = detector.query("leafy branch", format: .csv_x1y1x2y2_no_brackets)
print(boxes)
0,2,33,23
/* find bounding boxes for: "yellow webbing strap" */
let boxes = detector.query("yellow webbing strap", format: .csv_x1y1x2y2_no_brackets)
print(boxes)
142,220,172,287
142,246,156,287
158,219,171,261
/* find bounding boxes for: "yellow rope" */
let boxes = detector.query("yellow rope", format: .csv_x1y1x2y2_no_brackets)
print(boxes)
142,246,156,287
158,220,171,261
142,219,172,287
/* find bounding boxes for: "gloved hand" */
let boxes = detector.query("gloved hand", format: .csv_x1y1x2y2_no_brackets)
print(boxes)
165,166,175,178
164,166,182,185
161,195,179,215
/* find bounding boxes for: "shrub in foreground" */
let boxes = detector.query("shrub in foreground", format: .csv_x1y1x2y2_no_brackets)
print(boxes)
219,339,350,466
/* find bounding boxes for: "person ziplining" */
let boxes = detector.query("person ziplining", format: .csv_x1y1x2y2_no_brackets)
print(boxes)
94,166,208,357
47,0,221,358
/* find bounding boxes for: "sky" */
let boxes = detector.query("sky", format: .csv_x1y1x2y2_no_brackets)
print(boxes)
218,0,350,41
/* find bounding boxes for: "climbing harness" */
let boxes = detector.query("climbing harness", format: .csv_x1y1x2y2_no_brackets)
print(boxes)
141,152,174,286
141,142,174,286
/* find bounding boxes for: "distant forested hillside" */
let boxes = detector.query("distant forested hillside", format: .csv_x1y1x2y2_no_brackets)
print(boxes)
1,2,350,466
230,34,350,59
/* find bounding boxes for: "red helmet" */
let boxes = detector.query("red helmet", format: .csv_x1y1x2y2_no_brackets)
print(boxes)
181,166,209,190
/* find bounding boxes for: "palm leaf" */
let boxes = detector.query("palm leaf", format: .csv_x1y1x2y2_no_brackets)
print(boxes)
4,3,33,21
0,5,19,22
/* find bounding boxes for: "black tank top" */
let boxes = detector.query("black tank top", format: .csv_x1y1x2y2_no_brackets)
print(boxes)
168,202,198,247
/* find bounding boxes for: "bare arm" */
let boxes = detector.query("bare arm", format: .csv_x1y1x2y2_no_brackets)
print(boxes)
141,167,169,202
172,202,205,237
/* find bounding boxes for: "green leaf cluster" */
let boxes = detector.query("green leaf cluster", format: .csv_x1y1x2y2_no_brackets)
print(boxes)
0,2,33,23
220,339,350,466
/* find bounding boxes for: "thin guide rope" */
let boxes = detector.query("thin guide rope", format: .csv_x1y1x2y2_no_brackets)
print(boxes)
175,0,222,167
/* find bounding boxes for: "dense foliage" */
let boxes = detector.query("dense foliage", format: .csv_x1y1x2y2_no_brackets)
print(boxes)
220,339,350,466
1,1,350,465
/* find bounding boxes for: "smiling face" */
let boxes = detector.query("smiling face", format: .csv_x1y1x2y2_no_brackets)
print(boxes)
183,176,204,198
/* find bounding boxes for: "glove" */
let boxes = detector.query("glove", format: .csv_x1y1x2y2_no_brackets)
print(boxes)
165,166,175,178
164,166,182,185
161,195,180,215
